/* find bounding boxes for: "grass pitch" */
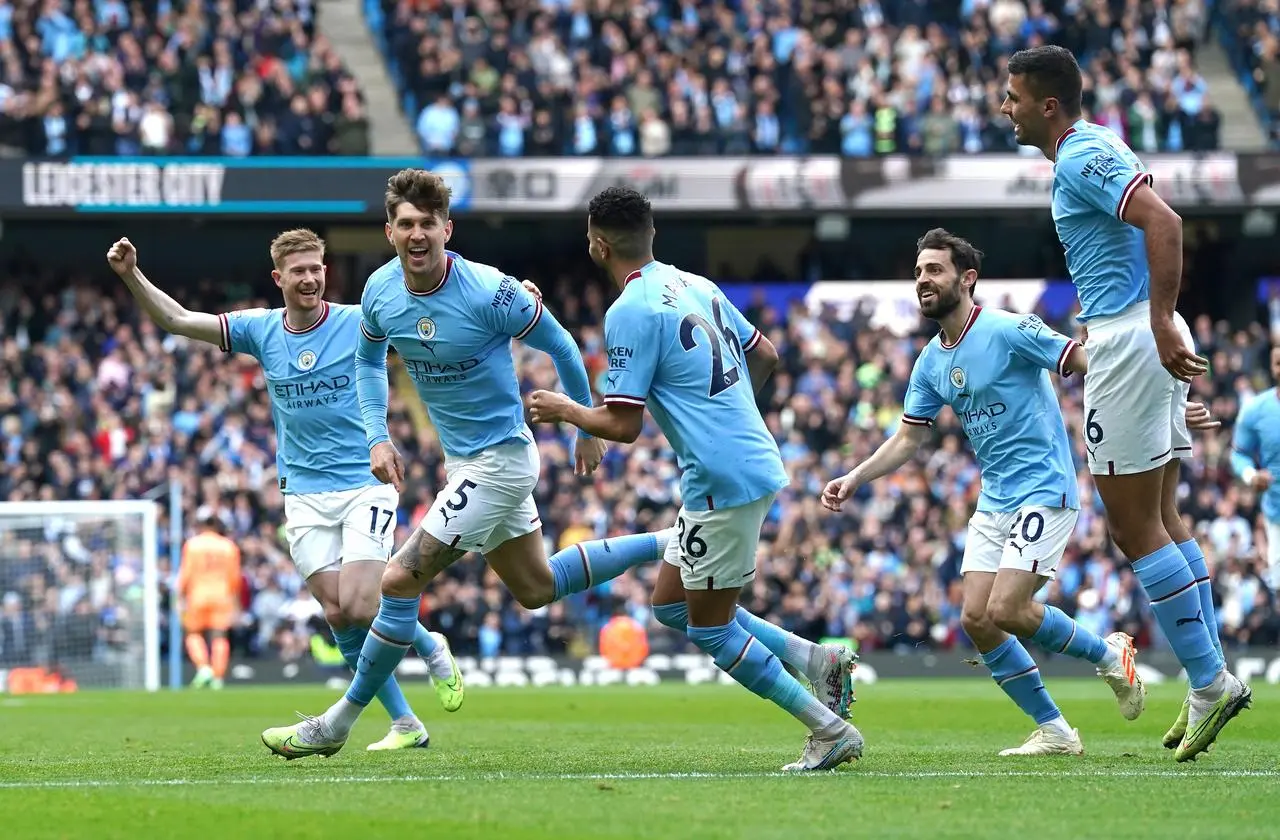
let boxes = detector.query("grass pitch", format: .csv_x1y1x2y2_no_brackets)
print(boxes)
0,679,1275,839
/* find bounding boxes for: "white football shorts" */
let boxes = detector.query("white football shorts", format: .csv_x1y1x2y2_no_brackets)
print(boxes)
420,430,542,555
284,483,401,579
961,505,1079,580
1082,302,1193,476
662,493,777,590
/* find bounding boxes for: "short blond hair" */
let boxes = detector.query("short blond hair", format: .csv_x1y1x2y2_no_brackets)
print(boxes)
269,228,326,269
385,168,451,222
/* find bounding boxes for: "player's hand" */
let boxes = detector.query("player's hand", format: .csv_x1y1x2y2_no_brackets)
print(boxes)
1252,469,1273,492
1184,400,1220,432
820,472,859,512
106,237,137,276
521,279,543,300
574,435,607,477
1153,320,1208,383
528,389,574,424
369,441,406,492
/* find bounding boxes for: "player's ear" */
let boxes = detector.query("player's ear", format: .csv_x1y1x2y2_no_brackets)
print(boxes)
270,269,283,288
961,269,978,295
384,221,393,245
1043,95,1059,118
443,218,453,242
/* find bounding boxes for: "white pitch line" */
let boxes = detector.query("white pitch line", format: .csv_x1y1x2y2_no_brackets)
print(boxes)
0,769,1277,790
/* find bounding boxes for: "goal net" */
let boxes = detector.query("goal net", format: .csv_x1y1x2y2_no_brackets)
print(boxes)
0,501,159,692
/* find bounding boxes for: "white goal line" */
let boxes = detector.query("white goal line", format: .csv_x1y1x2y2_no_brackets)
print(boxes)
1,768,1276,790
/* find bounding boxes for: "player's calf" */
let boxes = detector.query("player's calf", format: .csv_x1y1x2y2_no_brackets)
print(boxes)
381,529,463,598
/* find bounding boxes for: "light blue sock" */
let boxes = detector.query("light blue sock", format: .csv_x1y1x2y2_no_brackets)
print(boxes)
550,533,660,600
980,636,1061,725
1030,605,1110,665
412,623,439,658
686,622,840,734
332,625,414,721
1177,539,1224,662
1133,542,1223,689
652,602,818,674
345,595,420,707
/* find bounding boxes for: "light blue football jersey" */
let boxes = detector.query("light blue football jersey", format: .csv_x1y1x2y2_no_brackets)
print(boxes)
1052,119,1153,321
601,261,789,512
358,252,592,458
1232,388,1280,522
219,301,378,495
902,306,1081,513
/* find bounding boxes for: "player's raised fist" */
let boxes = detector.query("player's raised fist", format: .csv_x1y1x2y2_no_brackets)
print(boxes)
369,441,405,492
528,389,572,424
820,473,858,512
107,237,137,275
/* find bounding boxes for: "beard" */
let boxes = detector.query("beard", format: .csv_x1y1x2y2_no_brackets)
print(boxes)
919,281,964,320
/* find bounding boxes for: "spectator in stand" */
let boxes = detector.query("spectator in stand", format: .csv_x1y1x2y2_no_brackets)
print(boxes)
375,0,1223,157
0,0,368,157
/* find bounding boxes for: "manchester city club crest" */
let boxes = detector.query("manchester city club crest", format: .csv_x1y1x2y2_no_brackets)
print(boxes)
416,317,437,341
297,349,317,371
949,367,966,389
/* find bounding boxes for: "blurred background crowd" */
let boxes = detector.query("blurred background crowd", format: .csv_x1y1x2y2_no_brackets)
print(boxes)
3,0,1271,159
1,263,1277,669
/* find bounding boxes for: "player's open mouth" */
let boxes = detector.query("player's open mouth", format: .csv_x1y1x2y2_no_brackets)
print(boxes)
408,247,428,261
919,291,936,303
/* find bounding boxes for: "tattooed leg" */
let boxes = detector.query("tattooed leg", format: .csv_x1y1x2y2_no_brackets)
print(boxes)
381,528,467,598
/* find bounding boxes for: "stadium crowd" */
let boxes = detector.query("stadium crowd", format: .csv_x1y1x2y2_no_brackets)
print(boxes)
1,265,1278,672
379,0,1224,157
1221,0,1280,146
0,0,371,157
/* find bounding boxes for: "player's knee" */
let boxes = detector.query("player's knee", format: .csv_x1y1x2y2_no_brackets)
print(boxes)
341,599,379,628
510,581,554,611
321,604,348,631
986,596,1032,636
961,606,996,643
380,564,420,599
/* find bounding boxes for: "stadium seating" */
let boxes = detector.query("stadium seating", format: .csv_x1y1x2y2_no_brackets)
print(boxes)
1219,0,1280,147
0,0,370,157
366,0,1223,156
2,270,1277,668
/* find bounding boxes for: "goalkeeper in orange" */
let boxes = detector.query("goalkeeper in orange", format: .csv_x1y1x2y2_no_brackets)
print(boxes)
177,507,242,689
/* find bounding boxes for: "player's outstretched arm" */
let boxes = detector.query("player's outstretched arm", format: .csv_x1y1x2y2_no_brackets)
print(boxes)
518,306,595,419
354,314,405,490
820,421,930,512
528,393,643,444
106,238,223,347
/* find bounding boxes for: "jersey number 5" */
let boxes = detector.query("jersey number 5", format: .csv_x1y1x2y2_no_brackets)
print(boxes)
680,298,743,397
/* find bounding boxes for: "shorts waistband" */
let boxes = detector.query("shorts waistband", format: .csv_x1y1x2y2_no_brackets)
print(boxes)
1084,300,1149,339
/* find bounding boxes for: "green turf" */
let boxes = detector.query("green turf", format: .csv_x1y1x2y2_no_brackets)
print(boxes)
0,679,1274,839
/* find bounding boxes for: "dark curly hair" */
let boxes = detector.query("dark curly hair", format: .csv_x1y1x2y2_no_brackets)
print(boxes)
916,228,984,294
587,187,653,259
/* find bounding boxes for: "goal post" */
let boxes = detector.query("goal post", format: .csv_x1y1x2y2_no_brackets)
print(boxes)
0,500,160,692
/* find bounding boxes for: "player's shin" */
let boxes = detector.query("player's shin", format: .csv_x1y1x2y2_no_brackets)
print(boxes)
323,595,421,736
332,625,416,722
980,636,1068,733
655,600,821,676
1176,539,1225,662
548,529,671,601
1029,604,1111,666
686,621,844,737
1132,542,1222,689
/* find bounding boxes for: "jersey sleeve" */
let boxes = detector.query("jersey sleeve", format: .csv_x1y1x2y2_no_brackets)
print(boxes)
602,302,660,409
1004,313,1081,378
358,285,387,343
1058,142,1152,222
1231,399,1260,479
485,273,545,340
217,308,268,356
901,354,943,427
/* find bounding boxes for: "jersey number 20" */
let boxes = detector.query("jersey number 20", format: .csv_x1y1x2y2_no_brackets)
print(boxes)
680,298,743,397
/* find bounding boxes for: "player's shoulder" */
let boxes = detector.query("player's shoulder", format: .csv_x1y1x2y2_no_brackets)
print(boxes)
324,301,364,328
362,258,402,301
1242,388,1278,417
1056,123,1140,176
447,251,507,288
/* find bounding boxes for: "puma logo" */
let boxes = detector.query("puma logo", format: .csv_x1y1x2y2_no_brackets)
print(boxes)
602,540,611,552
607,374,619,388
1176,610,1204,627
440,509,457,527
